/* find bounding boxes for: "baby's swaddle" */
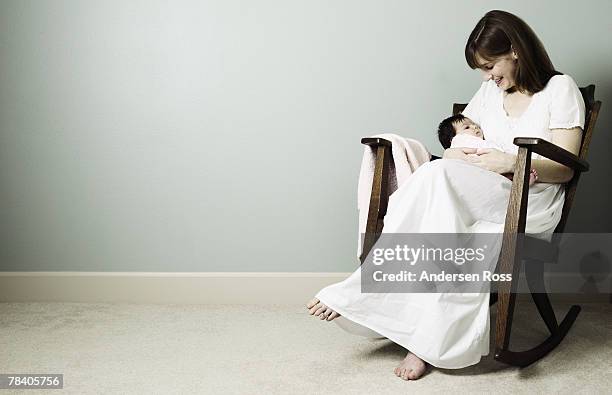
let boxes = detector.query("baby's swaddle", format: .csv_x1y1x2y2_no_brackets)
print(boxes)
450,134,503,151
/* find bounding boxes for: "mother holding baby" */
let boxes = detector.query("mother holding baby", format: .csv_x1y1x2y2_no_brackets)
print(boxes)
306,10,585,380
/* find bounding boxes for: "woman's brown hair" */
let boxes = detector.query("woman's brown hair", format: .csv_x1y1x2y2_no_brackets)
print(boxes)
465,10,561,93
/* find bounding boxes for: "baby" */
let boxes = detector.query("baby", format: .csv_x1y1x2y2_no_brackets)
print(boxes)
437,114,537,185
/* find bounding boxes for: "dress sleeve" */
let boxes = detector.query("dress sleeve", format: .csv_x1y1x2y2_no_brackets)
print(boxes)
549,75,586,130
461,81,488,125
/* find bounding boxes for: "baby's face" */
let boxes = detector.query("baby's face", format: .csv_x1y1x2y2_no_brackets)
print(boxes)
454,118,483,139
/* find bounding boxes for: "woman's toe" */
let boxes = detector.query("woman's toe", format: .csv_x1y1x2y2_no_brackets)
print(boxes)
327,311,339,321
306,298,319,309
314,304,327,316
308,303,321,315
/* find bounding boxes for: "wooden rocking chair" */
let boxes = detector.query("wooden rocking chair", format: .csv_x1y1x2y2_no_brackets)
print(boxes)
359,84,601,367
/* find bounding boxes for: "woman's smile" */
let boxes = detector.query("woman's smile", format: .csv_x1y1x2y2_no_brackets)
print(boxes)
476,53,517,90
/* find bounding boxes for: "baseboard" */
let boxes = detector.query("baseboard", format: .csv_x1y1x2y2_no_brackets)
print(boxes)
0,272,609,304
0,272,350,304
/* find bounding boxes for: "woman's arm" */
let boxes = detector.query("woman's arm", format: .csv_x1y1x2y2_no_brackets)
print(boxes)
467,127,583,183
530,127,582,183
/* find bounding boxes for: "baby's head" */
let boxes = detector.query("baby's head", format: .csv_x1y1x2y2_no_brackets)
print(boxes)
437,114,483,149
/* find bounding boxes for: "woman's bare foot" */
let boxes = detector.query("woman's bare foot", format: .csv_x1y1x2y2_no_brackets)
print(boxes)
394,352,427,380
306,298,341,321
529,168,538,186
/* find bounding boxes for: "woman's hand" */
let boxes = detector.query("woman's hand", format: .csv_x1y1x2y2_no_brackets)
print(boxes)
442,147,478,160
466,148,515,174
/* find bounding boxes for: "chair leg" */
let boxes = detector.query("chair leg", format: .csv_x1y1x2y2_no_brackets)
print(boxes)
495,147,532,355
525,259,559,335
489,292,498,306
494,305,581,367
495,258,582,367
359,144,391,264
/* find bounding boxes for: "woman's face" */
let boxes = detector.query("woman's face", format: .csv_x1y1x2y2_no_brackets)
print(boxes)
476,53,517,91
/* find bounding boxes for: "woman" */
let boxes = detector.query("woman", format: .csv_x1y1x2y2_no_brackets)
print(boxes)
306,10,585,380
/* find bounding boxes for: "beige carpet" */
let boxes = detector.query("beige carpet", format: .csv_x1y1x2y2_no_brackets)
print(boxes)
0,301,610,394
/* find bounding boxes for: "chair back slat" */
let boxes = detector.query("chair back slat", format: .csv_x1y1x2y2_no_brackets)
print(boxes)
556,85,601,233
453,103,467,116
577,85,601,160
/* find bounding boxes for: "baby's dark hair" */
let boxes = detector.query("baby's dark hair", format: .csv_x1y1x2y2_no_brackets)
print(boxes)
437,113,466,149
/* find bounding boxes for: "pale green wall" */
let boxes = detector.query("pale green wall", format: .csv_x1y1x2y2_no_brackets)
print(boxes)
1,0,610,272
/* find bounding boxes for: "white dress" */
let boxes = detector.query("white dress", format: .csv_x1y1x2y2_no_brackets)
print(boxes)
315,74,586,369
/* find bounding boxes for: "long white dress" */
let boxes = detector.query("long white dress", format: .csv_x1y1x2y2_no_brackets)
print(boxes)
315,74,586,369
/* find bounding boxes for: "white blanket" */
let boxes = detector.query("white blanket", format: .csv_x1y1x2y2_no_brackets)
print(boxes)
357,133,431,258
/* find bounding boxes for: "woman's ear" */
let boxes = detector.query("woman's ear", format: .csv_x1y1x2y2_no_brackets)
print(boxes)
511,46,518,60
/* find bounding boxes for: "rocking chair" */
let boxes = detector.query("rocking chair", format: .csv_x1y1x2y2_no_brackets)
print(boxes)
359,84,601,367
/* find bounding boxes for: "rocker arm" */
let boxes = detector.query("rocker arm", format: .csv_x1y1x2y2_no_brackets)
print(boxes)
513,138,589,173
